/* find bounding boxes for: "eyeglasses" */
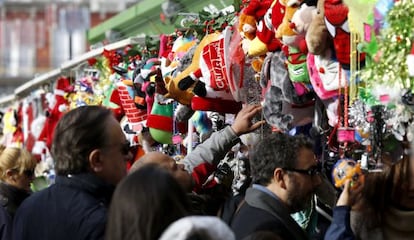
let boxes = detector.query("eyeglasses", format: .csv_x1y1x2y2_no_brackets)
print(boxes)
283,164,322,176
102,140,132,156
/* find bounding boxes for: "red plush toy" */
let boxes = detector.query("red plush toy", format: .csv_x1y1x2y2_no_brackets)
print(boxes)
324,0,365,68
37,77,72,149
238,0,274,40
247,0,285,57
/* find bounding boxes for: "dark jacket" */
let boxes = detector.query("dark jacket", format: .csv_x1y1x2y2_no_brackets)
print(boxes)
0,205,11,240
0,182,30,218
12,173,114,240
324,206,355,240
231,187,309,240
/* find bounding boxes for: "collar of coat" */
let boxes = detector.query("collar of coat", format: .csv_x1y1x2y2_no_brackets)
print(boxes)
245,187,309,240
55,173,115,207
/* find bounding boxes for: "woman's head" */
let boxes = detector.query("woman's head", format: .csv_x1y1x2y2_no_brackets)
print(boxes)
389,153,414,210
0,145,37,191
359,148,414,228
105,164,191,240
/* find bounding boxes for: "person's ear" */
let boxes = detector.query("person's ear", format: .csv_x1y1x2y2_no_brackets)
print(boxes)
89,149,103,173
273,168,287,190
5,169,16,182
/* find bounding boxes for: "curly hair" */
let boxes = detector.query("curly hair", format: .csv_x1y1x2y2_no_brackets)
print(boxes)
250,133,314,186
51,106,113,175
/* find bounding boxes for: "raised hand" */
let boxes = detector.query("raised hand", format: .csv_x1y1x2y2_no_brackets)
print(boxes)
231,104,266,136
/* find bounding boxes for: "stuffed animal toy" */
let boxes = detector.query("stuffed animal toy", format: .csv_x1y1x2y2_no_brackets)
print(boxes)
115,81,148,133
174,103,193,134
191,111,213,142
146,95,174,144
275,0,302,44
306,0,330,55
176,28,243,114
247,0,285,57
261,51,315,131
158,34,174,60
324,0,349,67
37,77,72,149
132,59,166,116
176,32,222,97
238,0,273,40
307,48,348,100
277,0,314,98
324,0,365,68
161,36,197,76
290,0,318,52
164,34,219,105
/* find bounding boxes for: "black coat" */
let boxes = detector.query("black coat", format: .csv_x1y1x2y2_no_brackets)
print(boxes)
0,182,30,218
230,187,309,240
12,173,114,240
0,205,11,240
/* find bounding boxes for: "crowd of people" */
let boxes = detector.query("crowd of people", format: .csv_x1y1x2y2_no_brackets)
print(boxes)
0,104,412,239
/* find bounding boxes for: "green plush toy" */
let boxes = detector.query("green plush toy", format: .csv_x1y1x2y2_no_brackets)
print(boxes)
146,95,174,144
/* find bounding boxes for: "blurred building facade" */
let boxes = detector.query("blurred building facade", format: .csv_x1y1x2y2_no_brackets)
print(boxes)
0,0,138,97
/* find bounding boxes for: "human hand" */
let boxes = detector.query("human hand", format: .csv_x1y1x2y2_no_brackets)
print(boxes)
231,104,266,136
336,177,364,207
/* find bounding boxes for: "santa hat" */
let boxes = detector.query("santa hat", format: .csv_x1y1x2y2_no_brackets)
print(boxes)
54,77,73,96
159,216,235,240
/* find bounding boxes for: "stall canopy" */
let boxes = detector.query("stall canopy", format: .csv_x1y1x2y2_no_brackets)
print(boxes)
87,0,233,44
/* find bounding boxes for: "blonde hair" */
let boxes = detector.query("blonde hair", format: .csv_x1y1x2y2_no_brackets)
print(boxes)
0,145,37,180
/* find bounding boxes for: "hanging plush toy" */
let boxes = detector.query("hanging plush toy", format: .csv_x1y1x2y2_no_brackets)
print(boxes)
146,95,174,144
276,0,304,49
164,34,216,106
115,81,148,134
261,51,315,131
247,0,285,57
238,0,274,40
276,0,316,103
290,0,318,52
176,28,243,114
191,111,213,142
162,35,197,76
37,77,72,149
324,0,365,68
307,48,347,100
306,0,330,55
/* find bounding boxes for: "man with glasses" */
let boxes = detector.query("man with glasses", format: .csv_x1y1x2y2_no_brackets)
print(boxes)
231,132,322,240
13,106,131,240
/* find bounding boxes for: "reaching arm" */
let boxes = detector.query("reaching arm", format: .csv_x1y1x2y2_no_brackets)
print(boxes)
182,105,264,191
324,179,363,240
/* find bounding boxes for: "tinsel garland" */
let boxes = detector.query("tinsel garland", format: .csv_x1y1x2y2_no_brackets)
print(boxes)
360,0,414,93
